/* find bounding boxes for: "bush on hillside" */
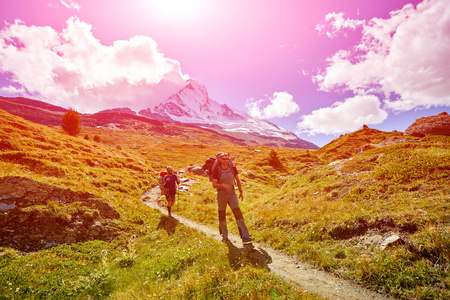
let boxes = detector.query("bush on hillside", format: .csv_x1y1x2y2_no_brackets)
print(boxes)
93,135,101,142
268,149,284,169
61,109,82,136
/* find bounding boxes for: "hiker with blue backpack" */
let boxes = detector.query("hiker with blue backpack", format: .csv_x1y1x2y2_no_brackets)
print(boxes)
209,152,253,249
163,166,180,216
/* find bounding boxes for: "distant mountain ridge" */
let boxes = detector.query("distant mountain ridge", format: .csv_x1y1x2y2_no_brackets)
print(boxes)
139,79,317,149
0,95,318,149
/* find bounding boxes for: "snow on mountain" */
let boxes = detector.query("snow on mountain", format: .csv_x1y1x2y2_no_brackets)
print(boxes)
139,79,318,148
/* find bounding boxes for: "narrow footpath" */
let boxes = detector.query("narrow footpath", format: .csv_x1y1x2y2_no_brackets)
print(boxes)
141,187,392,300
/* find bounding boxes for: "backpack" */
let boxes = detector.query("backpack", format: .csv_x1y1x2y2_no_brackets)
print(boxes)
202,153,235,182
158,171,168,193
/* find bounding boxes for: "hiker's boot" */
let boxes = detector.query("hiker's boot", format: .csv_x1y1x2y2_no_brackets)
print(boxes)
242,236,253,254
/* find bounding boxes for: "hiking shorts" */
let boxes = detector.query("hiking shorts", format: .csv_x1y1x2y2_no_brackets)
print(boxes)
167,193,176,206
217,190,239,211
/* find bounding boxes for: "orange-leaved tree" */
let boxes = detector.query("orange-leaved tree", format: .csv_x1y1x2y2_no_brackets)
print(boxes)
61,109,82,136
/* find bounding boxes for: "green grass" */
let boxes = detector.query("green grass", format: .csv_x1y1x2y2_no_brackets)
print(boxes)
1,108,449,299
0,110,320,299
175,137,450,299
0,216,317,299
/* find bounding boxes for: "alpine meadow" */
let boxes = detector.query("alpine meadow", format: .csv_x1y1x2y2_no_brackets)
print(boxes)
0,104,449,299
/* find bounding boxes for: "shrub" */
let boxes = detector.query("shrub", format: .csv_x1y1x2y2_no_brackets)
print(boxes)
93,135,101,142
61,109,81,136
84,134,90,140
268,149,284,169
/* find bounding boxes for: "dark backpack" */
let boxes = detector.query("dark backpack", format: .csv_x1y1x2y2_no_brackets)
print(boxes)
202,153,235,182
202,157,218,181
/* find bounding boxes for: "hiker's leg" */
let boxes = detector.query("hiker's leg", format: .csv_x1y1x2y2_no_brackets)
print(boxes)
217,191,229,240
218,209,228,240
229,194,251,240
167,194,175,215
231,207,250,239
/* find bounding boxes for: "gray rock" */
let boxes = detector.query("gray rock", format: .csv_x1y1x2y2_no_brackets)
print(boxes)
381,234,404,249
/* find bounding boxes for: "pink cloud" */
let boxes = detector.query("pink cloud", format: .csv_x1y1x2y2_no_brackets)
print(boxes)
296,95,387,135
314,0,450,112
0,17,187,112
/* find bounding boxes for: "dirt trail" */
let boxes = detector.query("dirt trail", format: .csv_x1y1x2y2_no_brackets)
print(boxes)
142,187,392,300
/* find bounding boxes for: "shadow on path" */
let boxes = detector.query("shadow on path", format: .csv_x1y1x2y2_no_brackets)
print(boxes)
156,215,179,235
225,241,272,270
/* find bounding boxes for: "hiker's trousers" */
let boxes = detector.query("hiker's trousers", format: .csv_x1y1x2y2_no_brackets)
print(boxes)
217,189,250,240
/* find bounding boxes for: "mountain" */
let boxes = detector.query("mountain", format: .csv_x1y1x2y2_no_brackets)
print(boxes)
0,93,317,149
98,107,137,115
0,96,291,147
139,79,318,149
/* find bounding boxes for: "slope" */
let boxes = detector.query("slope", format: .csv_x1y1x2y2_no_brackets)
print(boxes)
0,109,320,299
172,131,450,299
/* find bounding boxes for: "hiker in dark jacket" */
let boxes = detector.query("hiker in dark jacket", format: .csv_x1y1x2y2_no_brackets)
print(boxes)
163,166,180,216
211,152,251,244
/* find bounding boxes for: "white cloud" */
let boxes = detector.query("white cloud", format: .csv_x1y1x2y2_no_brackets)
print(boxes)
246,92,300,119
61,0,81,11
0,85,29,97
314,0,450,112
315,12,364,38
0,17,188,113
296,95,387,135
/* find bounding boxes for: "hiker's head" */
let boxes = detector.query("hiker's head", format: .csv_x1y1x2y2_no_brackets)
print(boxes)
219,153,230,164
167,166,173,173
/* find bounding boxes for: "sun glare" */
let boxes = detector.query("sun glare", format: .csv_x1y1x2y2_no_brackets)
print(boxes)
150,0,209,22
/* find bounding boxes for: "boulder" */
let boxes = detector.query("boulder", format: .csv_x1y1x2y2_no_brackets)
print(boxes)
191,166,206,176
405,112,450,137
380,234,404,250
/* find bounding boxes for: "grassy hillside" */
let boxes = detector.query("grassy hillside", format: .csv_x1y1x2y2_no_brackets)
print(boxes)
175,131,450,299
1,108,448,299
0,110,319,299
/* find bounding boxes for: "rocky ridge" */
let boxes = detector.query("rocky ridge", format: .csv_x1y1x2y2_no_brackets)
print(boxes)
405,111,449,137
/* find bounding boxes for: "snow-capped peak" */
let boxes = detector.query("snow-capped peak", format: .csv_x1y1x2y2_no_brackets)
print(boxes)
139,79,318,149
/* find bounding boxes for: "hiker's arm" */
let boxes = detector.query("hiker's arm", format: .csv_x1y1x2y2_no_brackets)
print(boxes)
235,174,244,201
212,178,233,191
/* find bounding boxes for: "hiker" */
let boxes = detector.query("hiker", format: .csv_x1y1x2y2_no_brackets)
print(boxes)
163,166,180,216
211,152,252,245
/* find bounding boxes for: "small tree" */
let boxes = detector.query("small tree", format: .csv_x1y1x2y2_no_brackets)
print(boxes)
61,109,81,136
93,135,101,142
268,149,283,169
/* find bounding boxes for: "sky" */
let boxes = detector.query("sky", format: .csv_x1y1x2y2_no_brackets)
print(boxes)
0,0,449,147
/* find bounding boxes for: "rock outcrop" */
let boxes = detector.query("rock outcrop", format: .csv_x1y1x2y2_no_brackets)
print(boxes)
0,176,120,252
404,112,450,137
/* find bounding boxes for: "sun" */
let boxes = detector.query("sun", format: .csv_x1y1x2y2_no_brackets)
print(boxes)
150,0,209,22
